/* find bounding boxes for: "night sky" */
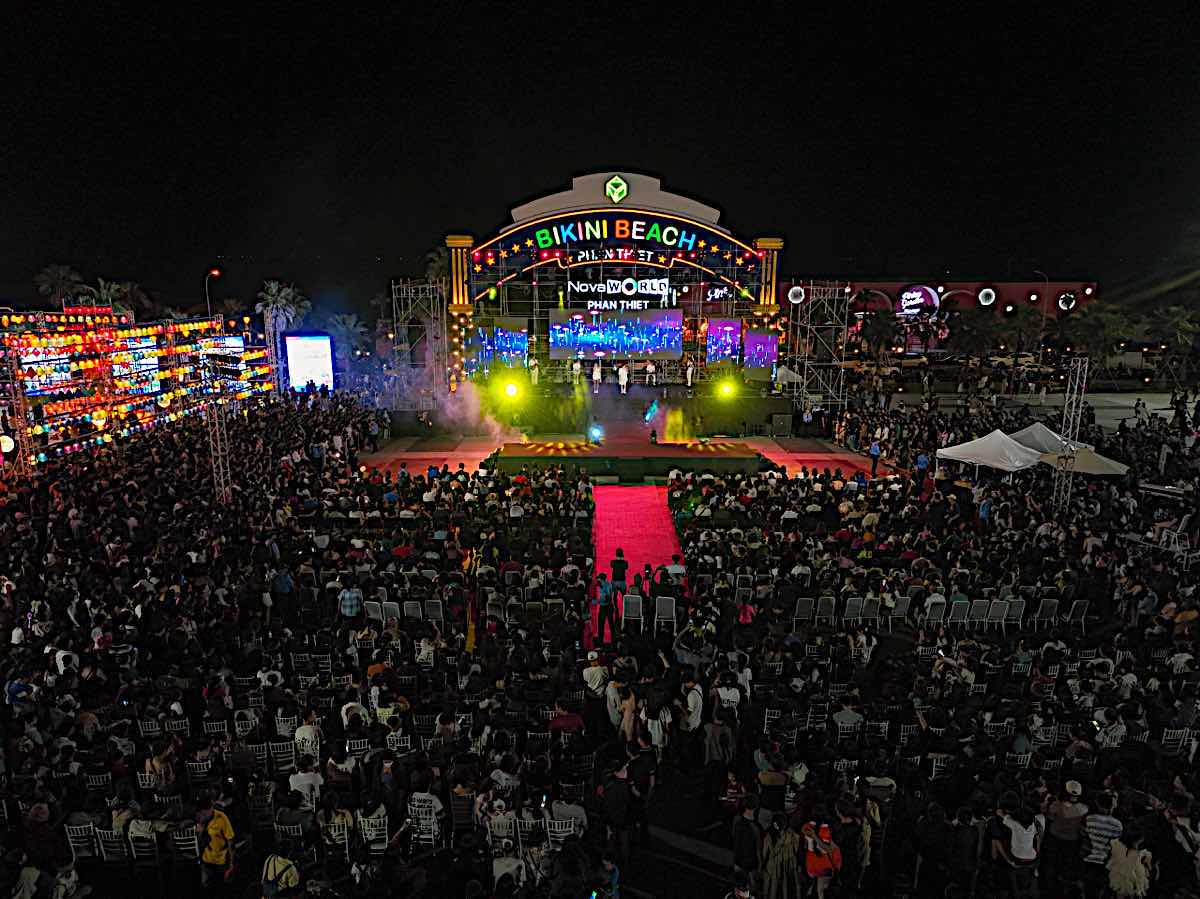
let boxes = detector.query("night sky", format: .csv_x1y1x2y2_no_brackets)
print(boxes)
5,4,1200,316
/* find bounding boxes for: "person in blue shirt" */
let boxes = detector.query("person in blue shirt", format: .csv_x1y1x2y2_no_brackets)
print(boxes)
595,573,616,646
869,440,881,478
915,452,929,478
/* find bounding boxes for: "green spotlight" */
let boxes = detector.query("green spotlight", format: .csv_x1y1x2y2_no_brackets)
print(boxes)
504,382,519,398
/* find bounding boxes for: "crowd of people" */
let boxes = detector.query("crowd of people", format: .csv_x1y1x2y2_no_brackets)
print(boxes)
0,380,1198,899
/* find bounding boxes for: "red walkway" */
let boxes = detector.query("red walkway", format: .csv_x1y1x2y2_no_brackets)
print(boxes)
589,485,682,645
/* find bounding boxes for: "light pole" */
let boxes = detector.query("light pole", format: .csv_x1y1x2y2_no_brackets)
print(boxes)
204,267,222,317
1033,269,1050,366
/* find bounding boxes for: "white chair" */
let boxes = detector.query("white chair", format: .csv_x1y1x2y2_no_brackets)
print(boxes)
922,600,946,626
382,601,402,622
547,818,575,849
947,600,969,628
793,597,815,630
64,823,97,862
966,599,989,629
842,596,865,625
886,594,911,632
815,596,837,626
985,600,1008,633
1062,599,1089,635
364,601,384,623
403,601,423,620
358,812,389,857
622,594,643,631
653,595,676,634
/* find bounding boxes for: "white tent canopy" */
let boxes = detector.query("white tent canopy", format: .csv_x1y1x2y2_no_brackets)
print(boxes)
1009,422,1093,453
1038,448,1129,476
936,430,1045,472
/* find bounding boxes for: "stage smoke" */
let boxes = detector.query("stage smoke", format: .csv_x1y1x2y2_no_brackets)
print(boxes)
442,381,524,443
664,407,694,443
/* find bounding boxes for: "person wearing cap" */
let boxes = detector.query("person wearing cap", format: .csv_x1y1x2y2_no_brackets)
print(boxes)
1042,780,1088,890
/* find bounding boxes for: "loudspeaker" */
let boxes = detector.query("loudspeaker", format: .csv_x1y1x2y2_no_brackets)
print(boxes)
771,414,793,437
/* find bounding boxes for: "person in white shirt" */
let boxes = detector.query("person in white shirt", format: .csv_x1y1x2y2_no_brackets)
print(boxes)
289,756,324,811
592,361,602,394
617,363,629,395
645,360,656,386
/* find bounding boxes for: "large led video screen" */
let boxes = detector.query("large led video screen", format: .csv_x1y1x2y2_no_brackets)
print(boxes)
549,309,682,359
743,329,779,368
493,317,529,366
706,318,742,364
284,334,335,391
113,334,162,395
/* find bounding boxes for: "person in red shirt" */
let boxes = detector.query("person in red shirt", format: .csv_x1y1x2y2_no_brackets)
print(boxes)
547,698,585,736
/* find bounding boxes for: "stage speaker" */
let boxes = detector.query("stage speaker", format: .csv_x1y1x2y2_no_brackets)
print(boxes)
771,414,793,437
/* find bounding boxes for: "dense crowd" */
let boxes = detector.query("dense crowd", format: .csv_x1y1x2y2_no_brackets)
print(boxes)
0,384,1198,899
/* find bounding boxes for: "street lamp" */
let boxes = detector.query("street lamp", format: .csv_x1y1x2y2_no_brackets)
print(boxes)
204,267,222,317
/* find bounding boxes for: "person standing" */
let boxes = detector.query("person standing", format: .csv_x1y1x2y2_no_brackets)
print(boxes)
595,573,616,644
592,361,602,395
572,358,582,384
610,549,629,599
868,439,881,479
686,358,695,389
196,797,236,892
618,362,629,395
732,796,764,890
645,359,657,386
529,357,539,387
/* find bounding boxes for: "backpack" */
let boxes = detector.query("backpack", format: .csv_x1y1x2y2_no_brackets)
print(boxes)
805,825,843,878
262,855,294,898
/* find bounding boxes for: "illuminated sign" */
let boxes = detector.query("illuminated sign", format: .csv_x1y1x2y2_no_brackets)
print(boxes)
535,215,701,251
604,175,628,204
897,284,939,316
284,335,334,391
569,277,671,312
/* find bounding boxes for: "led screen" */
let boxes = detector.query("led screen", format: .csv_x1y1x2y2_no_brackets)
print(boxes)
705,318,742,364
113,335,161,395
493,317,529,366
549,308,682,359
284,335,334,391
743,329,779,368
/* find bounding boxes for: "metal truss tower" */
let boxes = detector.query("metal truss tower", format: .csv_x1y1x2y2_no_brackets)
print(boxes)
205,400,232,504
1052,355,1089,516
1,350,32,476
781,280,851,412
388,280,448,411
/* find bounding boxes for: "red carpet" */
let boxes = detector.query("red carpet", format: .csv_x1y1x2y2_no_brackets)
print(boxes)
588,485,681,645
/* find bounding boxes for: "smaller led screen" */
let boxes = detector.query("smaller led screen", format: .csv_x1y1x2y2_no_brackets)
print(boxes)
284,334,335,391
549,309,682,359
705,318,742,364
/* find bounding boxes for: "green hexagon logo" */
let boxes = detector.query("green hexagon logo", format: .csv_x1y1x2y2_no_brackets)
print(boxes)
604,175,628,204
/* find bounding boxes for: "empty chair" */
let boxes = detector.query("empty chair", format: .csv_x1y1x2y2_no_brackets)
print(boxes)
1004,598,1026,632
842,596,865,624
364,601,384,623
922,600,947,626
547,818,576,849
1032,598,1059,628
271,740,297,774
887,594,912,632
65,823,97,862
1062,599,1089,635
793,597,815,630
985,599,1009,633
358,812,389,857
382,601,402,622
947,600,970,628
425,599,445,624
95,828,129,864
966,599,990,629
654,595,676,634
402,601,423,620
622,594,643,631
815,595,837,626
862,598,882,628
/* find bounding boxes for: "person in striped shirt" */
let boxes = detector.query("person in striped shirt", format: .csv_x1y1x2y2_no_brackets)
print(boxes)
1081,792,1124,890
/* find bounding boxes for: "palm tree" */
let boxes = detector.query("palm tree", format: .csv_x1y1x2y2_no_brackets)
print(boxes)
424,247,450,282
255,280,310,392
33,264,84,305
1149,304,1200,385
1064,305,1138,382
947,307,1000,358
83,278,129,309
859,309,899,359
220,297,246,319
325,313,368,362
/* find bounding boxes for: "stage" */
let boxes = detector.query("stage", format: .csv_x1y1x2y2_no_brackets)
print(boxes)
491,429,763,479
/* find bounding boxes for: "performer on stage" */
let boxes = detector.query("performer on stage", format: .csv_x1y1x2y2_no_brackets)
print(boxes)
645,359,657,386
592,360,602,395
686,357,695,388
529,356,539,387
618,362,629,395
572,358,582,384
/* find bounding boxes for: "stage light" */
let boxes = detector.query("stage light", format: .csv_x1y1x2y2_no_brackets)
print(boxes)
1028,292,1039,303
504,382,519,398
1084,285,1094,296
208,268,222,278
977,287,996,306
589,425,603,442
718,380,737,398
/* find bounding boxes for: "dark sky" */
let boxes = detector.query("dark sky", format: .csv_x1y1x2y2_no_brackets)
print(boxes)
4,4,1200,316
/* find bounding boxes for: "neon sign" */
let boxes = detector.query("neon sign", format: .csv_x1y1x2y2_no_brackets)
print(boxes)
535,215,700,251
897,284,939,316
568,277,672,312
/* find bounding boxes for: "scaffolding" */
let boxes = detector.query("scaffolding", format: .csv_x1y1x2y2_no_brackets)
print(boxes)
0,348,32,476
781,280,852,412
1052,355,1089,515
205,401,231,503
387,280,447,410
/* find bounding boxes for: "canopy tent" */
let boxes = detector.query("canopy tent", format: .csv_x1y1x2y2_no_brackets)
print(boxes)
1009,422,1093,453
936,430,1044,472
1038,448,1129,476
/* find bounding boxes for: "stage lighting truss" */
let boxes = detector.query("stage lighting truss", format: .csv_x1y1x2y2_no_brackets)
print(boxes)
781,280,851,413
387,279,448,411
